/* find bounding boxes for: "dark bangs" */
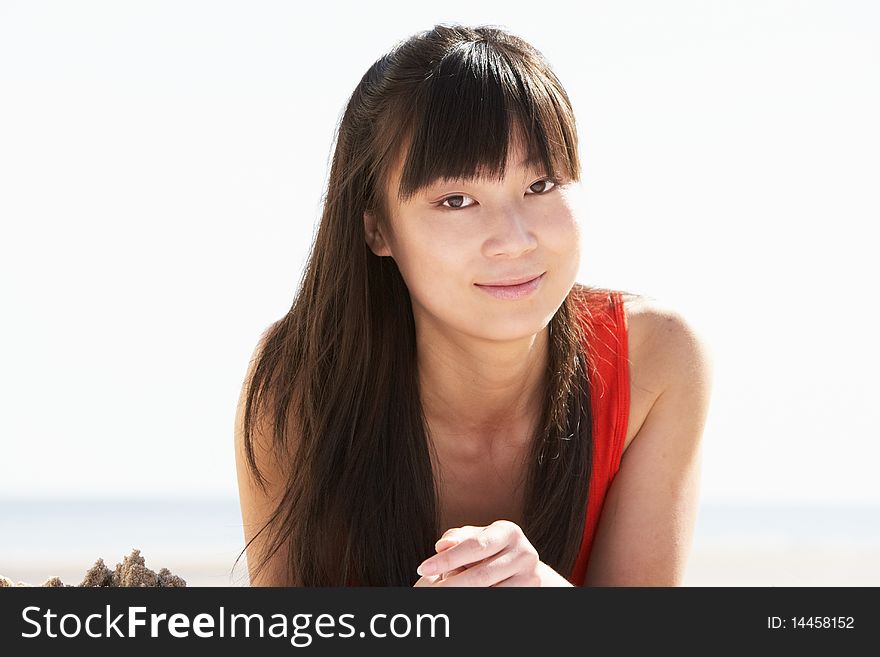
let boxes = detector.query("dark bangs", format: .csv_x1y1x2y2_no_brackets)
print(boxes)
392,36,581,205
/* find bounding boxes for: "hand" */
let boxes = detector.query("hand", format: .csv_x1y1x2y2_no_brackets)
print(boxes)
412,566,468,587
414,520,543,587
413,539,468,586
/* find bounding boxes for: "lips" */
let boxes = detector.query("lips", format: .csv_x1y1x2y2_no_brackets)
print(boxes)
474,272,545,300
475,273,544,287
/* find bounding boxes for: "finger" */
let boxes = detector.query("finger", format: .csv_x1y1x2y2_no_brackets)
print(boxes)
438,565,467,581
435,538,458,551
434,525,481,552
413,574,442,587
420,526,485,576
434,547,520,587
430,546,465,582
430,520,522,575
435,538,457,551
418,526,507,575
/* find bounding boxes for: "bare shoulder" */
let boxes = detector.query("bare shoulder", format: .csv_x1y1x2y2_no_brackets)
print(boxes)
623,294,712,387
584,294,713,585
620,293,714,453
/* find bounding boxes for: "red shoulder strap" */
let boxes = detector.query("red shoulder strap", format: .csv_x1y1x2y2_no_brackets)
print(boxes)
568,289,630,585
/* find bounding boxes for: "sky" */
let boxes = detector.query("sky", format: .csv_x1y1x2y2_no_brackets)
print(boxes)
1,0,878,505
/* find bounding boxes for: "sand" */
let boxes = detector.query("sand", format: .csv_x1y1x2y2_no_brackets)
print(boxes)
0,548,186,587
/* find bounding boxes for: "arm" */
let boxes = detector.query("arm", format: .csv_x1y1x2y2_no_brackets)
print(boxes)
584,309,714,586
234,334,298,586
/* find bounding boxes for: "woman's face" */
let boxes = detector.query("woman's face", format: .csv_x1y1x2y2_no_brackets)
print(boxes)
364,141,583,342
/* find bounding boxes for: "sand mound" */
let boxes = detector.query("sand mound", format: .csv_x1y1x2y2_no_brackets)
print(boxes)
0,549,186,587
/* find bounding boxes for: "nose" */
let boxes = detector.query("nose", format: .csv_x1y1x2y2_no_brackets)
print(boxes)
481,208,538,258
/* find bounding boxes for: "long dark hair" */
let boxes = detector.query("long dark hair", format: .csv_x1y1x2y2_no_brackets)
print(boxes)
236,23,619,586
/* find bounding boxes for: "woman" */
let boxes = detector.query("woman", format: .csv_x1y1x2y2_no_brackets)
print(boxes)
234,23,713,587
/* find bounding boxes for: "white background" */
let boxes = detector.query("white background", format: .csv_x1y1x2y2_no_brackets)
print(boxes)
1,0,878,505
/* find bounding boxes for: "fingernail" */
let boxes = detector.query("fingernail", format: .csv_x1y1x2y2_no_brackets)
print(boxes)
419,562,435,576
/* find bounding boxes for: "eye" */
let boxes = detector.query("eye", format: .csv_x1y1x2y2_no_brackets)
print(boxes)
436,193,476,210
526,178,559,195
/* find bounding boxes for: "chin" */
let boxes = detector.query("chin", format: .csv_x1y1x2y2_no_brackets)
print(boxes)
468,303,556,343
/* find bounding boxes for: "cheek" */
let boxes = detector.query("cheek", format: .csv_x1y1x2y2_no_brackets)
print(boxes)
392,226,470,293
543,210,582,267
554,187,585,245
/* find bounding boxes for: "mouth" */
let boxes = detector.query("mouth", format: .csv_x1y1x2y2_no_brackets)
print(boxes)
474,272,545,300
475,272,545,287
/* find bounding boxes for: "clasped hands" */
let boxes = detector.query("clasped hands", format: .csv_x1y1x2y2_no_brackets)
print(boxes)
413,519,571,587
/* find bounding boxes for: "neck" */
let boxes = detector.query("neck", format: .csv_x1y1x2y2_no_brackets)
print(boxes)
416,317,549,455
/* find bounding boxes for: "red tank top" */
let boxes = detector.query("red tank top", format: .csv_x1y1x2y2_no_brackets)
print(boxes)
566,287,630,586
